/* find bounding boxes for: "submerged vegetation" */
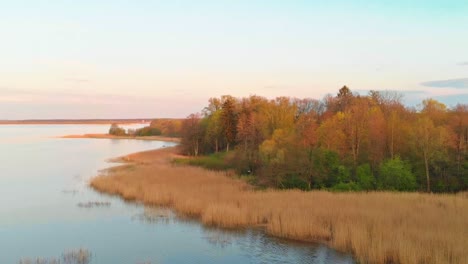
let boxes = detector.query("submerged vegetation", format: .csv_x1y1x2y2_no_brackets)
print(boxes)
91,147,468,264
179,87,468,193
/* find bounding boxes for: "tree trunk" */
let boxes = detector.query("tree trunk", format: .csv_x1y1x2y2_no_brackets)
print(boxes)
390,120,394,159
194,140,199,156
457,134,461,176
424,152,430,192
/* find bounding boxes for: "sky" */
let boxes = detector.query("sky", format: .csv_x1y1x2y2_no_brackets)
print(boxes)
0,0,467,119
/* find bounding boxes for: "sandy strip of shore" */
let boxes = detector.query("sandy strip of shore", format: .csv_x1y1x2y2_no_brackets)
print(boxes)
59,134,180,142
89,146,468,264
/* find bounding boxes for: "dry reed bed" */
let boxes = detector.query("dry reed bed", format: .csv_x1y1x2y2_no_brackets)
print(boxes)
91,147,468,264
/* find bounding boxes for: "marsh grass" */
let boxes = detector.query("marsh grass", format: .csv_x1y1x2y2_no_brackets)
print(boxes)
19,248,91,264
91,147,468,264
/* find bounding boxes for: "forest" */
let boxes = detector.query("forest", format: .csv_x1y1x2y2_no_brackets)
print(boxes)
179,87,468,193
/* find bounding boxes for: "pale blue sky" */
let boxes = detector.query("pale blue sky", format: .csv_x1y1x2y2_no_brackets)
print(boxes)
0,0,467,118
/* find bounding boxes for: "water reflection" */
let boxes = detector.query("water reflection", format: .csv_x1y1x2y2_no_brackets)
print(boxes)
203,228,234,248
77,201,112,208
134,205,354,264
201,227,353,264
132,207,174,225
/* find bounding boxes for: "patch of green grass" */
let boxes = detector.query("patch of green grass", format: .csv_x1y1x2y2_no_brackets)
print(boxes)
238,174,257,185
173,152,232,171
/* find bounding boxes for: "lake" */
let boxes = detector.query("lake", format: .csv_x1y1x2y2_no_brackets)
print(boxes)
0,124,355,264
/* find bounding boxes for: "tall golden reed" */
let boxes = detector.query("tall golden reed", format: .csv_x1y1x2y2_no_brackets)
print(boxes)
91,147,468,264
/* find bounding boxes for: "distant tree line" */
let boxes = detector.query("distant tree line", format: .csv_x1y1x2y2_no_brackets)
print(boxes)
179,87,468,192
108,119,182,137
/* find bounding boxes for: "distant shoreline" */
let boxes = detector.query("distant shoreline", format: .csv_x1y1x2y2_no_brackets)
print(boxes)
59,133,181,142
0,119,151,125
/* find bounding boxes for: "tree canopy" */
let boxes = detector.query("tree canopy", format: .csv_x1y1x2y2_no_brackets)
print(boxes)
179,88,468,192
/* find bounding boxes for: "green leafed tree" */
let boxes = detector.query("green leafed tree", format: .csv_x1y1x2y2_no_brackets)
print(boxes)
378,156,416,191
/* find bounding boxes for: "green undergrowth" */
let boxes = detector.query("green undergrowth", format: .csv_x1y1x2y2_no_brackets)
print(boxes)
173,152,233,171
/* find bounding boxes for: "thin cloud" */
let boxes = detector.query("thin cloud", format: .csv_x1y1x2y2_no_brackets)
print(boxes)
420,78,468,89
458,62,468,66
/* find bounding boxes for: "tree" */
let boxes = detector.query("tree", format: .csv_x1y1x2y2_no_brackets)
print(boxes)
449,104,468,178
203,97,222,116
259,128,314,189
294,98,325,121
135,126,162,136
108,123,126,136
181,113,204,156
411,117,449,192
356,163,375,190
236,112,263,172
342,97,371,167
221,96,237,152
231,96,269,174
368,105,386,167
421,98,447,126
292,111,320,189
205,110,223,153
379,157,416,191
318,112,346,155
369,90,407,159
150,119,182,137
264,97,296,136
336,85,354,112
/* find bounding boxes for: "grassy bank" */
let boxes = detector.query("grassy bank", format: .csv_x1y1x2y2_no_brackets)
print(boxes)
90,147,468,264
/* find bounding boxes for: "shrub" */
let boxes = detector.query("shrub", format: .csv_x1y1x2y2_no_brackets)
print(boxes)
378,156,416,191
281,174,310,190
330,182,361,192
356,163,375,190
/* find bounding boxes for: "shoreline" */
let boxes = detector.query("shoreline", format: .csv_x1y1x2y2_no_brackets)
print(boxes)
59,134,181,142
89,146,468,264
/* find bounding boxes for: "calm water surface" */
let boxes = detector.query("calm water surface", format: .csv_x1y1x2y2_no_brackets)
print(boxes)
0,125,355,264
